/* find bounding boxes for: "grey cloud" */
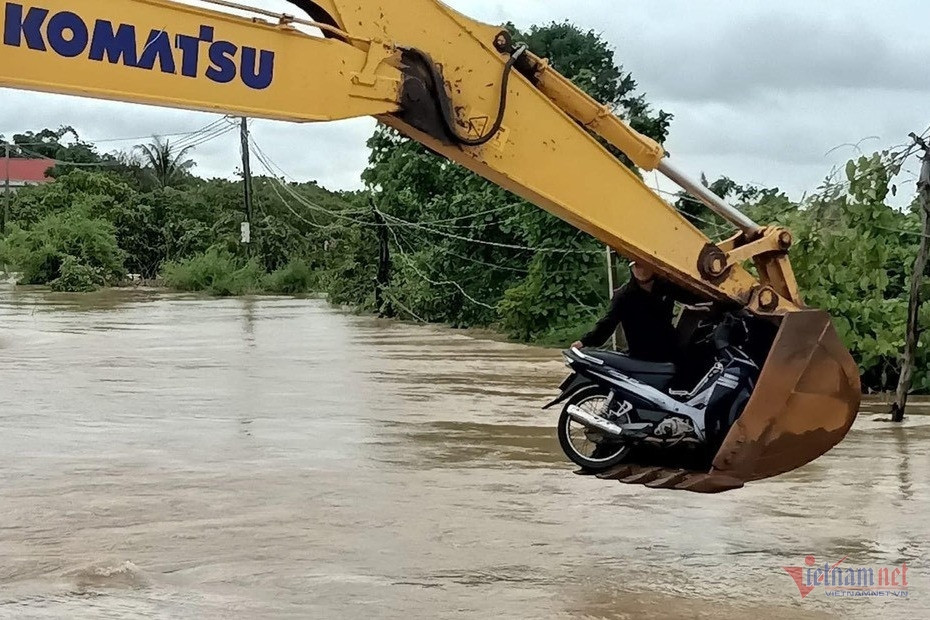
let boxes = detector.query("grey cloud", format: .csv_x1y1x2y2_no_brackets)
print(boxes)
622,13,928,102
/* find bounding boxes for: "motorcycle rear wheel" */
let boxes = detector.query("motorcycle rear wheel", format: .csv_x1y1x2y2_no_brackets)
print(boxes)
557,385,631,472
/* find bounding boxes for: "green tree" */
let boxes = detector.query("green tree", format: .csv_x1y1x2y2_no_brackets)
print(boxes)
137,137,196,189
2,126,102,165
789,153,919,391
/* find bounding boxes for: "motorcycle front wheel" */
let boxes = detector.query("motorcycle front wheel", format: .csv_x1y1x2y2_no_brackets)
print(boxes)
557,385,631,472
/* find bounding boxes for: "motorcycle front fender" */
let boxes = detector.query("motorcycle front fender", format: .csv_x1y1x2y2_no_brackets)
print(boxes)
542,373,592,409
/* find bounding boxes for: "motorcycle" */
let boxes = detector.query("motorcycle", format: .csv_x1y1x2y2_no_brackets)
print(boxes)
546,312,761,472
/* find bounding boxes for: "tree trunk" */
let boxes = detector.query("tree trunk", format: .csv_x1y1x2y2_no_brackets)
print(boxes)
891,152,930,422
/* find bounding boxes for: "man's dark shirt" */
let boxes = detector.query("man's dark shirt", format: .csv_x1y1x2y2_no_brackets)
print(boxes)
580,279,693,363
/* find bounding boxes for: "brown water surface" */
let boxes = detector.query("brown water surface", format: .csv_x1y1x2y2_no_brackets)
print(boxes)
0,287,925,618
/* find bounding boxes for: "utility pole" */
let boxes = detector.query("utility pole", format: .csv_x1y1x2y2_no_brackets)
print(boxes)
891,133,930,422
239,117,254,253
3,142,10,235
605,245,618,350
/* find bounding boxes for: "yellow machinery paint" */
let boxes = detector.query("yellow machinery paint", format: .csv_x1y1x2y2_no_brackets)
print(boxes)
0,0,402,120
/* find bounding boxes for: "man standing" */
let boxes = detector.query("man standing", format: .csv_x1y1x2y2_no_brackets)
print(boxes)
572,263,690,363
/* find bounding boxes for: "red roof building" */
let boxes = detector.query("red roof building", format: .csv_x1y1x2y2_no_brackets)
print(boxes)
1,157,55,190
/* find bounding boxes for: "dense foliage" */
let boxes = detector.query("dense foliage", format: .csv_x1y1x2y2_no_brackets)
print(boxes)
0,206,126,291
0,22,926,392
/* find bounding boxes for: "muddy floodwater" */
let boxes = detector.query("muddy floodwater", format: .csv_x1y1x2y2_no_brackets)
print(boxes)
0,287,926,619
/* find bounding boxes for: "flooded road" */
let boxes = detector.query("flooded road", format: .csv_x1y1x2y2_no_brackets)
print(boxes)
0,287,926,619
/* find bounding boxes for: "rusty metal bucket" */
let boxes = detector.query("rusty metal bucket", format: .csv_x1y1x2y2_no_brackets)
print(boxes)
711,310,861,481
589,310,861,494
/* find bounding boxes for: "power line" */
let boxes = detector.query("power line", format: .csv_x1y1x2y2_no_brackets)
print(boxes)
379,210,599,254
253,145,527,300
248,135,301,184
378,211,496,310
872,223,930,240
650,185,730,235
172,122,237,150
419,203,521,226
0,116,233,148
251,150,374,228
412,208,522,231
249,137,370,216
264,178,335,231
8,118,236,166
384,292,426,323
395,225,598,277
12,144,116,167
423,243,531,273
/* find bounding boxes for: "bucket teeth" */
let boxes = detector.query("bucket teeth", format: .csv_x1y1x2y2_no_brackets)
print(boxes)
672,473,744,494
644,469,692,489
580,464,745,493
615,466,668,485
595,464,637,480
572,468,599,476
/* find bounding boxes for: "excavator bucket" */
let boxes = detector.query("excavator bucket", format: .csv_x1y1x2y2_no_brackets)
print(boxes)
586,310,861,494
710,310,861,482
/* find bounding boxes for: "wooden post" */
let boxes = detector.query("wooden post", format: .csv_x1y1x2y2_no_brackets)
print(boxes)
891,134,930,422
239,117,254,253
2,142,10,235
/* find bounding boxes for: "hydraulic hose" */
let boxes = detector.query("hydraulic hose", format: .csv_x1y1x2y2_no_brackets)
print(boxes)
402,44,527,147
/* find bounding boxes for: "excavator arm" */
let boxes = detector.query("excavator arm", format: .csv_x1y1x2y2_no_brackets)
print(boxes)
0,0,860,491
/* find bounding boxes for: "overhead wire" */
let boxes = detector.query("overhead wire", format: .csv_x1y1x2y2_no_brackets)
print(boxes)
10,146,112,167
377,208,497,310
651,185,731,236
263,178,336,231
2,116,233,150
6,116,237,169
649,128,930,240
248,135,605,258
872,223,930,240
249,139,536,294
647,169,736,238
378,210,599,254
249,142,374,227
161,117,239,151
246,136,325,228
173,124,236,150
384,292,427,323
420,203,521,225
421,243,531,273
249,135,368,215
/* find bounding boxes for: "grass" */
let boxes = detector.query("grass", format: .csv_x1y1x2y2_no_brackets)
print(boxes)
161,250,318,297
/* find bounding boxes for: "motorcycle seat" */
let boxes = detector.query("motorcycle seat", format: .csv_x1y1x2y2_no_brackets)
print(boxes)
586,350,677,391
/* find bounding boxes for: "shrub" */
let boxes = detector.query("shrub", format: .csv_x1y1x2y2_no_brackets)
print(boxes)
0,208,126,291
264,260,317,295
51,256,103,292
161,248,263,296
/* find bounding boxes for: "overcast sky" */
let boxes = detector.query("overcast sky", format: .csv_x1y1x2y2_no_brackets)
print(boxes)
1,0,927,201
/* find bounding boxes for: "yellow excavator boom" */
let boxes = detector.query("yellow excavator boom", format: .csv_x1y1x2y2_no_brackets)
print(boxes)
0,0,861,491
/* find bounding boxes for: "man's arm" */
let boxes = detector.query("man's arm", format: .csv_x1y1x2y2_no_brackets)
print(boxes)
575,286,627,348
